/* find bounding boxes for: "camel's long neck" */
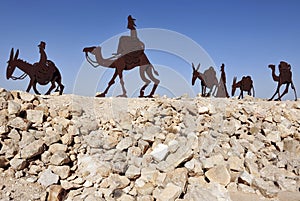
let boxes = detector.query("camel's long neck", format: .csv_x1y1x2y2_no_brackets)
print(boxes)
270,68,279,82
94,47,115,67
14,59,33,75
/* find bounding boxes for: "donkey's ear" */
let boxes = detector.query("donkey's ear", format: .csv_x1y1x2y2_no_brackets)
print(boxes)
10,48,14,61
197,63,200,71
192,63,195,70
14,49,19,60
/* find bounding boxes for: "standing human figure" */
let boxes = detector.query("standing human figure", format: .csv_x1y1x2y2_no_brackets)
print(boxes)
216,63,229,97
221,63,229,97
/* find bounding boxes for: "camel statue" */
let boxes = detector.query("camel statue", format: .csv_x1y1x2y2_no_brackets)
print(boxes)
192,63,218,97
83,46,159,98
6,48,64,95
268,61,297,101
83,15,160,98
231,76,255,99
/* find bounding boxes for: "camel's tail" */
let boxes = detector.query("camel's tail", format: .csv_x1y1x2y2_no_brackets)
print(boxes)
152,65,159,76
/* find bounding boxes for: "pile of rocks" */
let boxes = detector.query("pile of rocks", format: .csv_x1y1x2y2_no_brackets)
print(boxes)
0,88,299,201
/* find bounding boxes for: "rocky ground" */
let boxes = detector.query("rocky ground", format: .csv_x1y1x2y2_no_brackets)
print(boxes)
0,88,299,201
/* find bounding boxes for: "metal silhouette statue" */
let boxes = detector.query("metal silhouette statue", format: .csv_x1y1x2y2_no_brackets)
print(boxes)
268,61,297,101
192,63,218,97
216,63,229,98
6,43,64,95
83,15,160,98
231,76,255,99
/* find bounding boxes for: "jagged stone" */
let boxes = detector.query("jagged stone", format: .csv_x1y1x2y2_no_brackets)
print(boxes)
0,156,9,168
125,165,141,179
155,183,182,201
26,109,44,124
252,178,279,198
50,151,70,166
10,157,27,171
8,117,30,131
21,140,45,159
49,143,68,154
48,165,70,180
205,165,231,186
8,101,21,115
116,137,133,151
38,169,59,187
150,143,169,162
47,185,66,201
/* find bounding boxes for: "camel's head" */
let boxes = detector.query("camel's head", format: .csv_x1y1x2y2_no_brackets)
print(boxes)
6,48,19,80
192,63,200,85
231,76,237,96
83,46,98,56
268,64,275,70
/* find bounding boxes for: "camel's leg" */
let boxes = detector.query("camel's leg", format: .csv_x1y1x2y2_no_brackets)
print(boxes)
55,76,65,95
139,66,151,97
145,65,160,97
33,81,41,95
212,85,217,96
45,81,56,95
117,69,127,97
291,82,297,101
277,83,290,101
96,70,118,97
268,84,281,101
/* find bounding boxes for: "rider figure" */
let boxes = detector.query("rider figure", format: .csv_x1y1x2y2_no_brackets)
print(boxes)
38,41,47,70
127,15,137,38
115,15,144,57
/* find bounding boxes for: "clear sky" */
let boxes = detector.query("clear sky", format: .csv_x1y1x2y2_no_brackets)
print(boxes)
0,0,299,99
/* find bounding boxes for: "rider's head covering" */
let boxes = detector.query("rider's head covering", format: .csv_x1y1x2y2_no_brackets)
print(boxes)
38,41,46,49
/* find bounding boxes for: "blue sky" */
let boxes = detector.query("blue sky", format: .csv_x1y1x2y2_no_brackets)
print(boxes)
0,0,299,99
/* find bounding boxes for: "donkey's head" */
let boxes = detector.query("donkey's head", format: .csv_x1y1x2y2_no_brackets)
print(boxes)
231,76,237,96
6,48,19,79
192,63,201,85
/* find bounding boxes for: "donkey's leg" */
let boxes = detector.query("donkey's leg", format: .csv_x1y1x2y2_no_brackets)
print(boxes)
200,81,205,96
238,90,243,99
45,81,56,95
291,82,297,101
33,81,41,95
26,79,35,94
96,70,118,97
145,65,160,98
139,65,151,97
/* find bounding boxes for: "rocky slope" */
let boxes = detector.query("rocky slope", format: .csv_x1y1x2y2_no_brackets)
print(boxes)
0,88,299,201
